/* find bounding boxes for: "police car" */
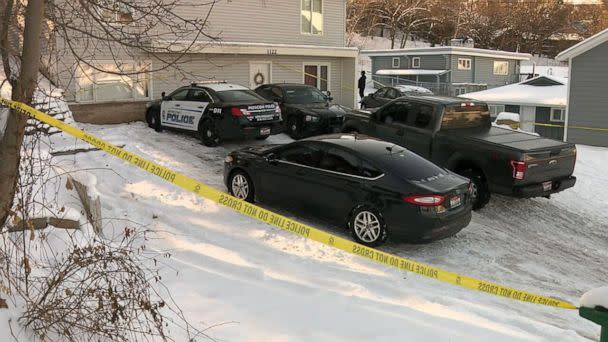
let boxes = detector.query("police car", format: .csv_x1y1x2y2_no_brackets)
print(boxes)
145,81,283,146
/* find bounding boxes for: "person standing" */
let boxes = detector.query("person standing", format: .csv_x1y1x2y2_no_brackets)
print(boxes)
358,71,366,105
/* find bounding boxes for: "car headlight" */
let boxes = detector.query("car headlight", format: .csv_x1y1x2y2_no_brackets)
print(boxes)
224,155,234,163
305,115,320,122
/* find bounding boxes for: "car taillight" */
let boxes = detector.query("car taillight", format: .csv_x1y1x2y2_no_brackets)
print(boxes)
510,160,526,180
403,195,445,206
230,107,251,117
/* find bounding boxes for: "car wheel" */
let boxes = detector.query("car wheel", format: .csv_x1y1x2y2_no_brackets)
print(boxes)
349,207,388,247
199,119,220,147
460,168,490,210
228,170,254,203
147,109,162,132
286,116,302,139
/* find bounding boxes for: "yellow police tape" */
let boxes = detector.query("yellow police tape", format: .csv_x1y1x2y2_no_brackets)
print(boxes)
0,97,577,310
529,122,608,132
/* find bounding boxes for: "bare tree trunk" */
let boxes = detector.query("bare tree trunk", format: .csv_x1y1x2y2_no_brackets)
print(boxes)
0,0,45,229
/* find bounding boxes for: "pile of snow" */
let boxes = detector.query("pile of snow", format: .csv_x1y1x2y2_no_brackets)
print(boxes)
580,287,608,309
496,112,521,123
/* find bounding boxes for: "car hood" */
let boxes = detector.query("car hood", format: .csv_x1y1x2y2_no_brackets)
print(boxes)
289,103,354,118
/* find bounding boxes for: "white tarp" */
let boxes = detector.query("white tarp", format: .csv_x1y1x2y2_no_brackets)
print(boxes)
460,76,567,107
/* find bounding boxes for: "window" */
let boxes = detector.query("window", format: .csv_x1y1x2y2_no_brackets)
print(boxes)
215,90,263,102
488,104,505,118
284,86,326,104
392,57,400,68
97,0,134,23
375,88,388,98
493,61,509,75
301,0,323,35
77,61,150,102
407,103,435,129
303,63,329,91
276,143,323,168
169,89,189,101
458,58,471,70
551,108,565,122
380,102,409,125
412,57,421,68
386,88,400,99
442,104,491,130
319,148,361,176
188,89,212,102
454,87,467,96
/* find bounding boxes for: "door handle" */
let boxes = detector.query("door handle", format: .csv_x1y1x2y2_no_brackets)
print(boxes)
175,104,181,107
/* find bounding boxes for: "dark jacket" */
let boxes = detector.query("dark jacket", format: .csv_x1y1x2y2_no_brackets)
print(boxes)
358,75,366,90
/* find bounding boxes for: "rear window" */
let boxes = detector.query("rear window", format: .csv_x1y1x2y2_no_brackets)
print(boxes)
441,103,491,129
216,90,264,102
380,147,447,181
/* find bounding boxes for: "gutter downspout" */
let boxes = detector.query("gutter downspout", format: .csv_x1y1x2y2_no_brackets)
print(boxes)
564,57,572,142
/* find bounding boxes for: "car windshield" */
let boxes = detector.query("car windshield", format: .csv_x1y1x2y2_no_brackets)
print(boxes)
216,90,264,102
283,87,327,104
441,103,491,129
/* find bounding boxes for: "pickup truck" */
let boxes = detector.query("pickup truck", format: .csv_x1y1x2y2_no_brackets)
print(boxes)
341,95,577,209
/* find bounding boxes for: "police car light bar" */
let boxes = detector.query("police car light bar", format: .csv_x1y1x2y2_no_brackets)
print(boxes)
191,80,227,86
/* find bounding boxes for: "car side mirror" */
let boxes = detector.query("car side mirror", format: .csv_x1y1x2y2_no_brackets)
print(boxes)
266,153,278,165
161,91,168,101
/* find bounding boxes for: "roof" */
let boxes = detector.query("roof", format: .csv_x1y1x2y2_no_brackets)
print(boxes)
376,69,449,76
519,65,569,78
459,76,567,107
556,28,608,61
362,46,531,61
198,83,249,92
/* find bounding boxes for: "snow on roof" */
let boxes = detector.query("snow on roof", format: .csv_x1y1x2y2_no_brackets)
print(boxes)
580,286,608,309
460,76,567,107
394,84,433,94
362,46,531,61
519,65,569,78
199,83,249,92
557,27,608,61
376,69,448,76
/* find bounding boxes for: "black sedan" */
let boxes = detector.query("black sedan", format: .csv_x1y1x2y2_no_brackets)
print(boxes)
223,134,472,246
361,85,433,109
255,83,352,139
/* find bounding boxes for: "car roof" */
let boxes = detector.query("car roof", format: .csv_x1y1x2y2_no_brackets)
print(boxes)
196,83,249,92
264,83,315,88
302,134,402,160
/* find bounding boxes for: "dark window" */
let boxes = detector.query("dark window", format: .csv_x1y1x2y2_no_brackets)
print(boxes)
318,148,361,176
255,86,273,100
442,103,491,129
271,87,283,99
405,103,434,129
375,88,388,98
188,89,212,102
216,90,264,102
283,86,326,104
169,89,189,101
382,149,447,181
276,143,323,168
386,88,400,99
380,102,409,125
361,160,382,178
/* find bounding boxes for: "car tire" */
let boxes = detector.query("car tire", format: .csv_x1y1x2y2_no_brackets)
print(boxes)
286,116,302,139
228,170,255,203
460,168,490,210
199,119,220,147
349,206,388,247
147,109,162,132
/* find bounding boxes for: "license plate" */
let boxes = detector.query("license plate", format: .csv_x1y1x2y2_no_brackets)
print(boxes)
260,127,271,135
450,196,461,208
542,181,552,191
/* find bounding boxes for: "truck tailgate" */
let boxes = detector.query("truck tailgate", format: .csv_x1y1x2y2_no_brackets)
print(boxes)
523,146,577,183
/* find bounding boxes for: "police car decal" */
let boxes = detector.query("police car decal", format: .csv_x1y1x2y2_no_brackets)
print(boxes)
160,102,208,131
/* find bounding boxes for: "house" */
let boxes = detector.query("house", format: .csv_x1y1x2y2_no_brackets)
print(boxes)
361,40,531,97
460,76,568,140
55,0,358,123
556,27,608,147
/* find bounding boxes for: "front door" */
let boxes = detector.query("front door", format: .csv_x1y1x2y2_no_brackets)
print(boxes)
250,62,271,89
520,106,536,133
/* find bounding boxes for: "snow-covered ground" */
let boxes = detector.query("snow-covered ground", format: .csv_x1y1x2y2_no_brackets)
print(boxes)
2,119,604,341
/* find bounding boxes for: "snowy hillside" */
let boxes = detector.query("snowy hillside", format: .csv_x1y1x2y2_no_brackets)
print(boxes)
2,118,605,341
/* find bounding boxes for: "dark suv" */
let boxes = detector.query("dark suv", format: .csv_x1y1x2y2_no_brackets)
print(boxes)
255,83,353,139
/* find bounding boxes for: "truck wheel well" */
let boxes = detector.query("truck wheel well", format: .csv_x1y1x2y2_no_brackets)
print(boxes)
452,161,486,180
